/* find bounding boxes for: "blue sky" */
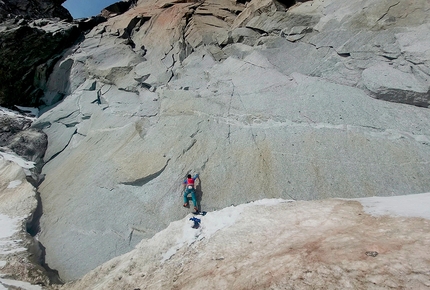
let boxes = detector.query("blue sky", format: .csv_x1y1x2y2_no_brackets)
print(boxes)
63,0,120,19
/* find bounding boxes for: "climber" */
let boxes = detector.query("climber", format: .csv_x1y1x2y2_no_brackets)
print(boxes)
182,173,199,212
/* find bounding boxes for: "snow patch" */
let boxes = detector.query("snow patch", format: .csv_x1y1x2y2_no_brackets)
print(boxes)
0,278,42,290
0,106,37,120
0,152,35,170
354,192,430,220
7,180,22,189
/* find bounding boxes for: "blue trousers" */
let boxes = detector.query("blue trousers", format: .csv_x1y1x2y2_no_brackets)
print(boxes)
183,187,197,207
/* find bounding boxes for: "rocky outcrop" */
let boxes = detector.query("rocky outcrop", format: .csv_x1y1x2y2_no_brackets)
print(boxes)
101,0,137,18
0,143,51,287
0,20,81,107
0,0,72,22
29,0,430,282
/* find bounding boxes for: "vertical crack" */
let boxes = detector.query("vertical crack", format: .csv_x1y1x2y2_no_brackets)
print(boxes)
26,191,64,285
128,229,134,246
227,80,236,144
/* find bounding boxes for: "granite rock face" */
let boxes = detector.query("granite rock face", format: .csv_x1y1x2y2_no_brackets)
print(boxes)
32,0,430,281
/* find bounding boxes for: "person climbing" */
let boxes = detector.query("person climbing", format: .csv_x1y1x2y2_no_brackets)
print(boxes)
182,173,199,212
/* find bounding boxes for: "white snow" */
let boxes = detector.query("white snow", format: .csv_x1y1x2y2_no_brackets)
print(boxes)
355,192,430,220
0,106,20,117
162,204,246,262
0,152,35,170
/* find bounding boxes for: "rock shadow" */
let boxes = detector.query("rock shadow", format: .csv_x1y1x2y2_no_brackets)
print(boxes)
195,177,203,212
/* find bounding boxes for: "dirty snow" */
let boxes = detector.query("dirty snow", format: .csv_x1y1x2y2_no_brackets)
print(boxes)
62,194,430,290
162,195,430,263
